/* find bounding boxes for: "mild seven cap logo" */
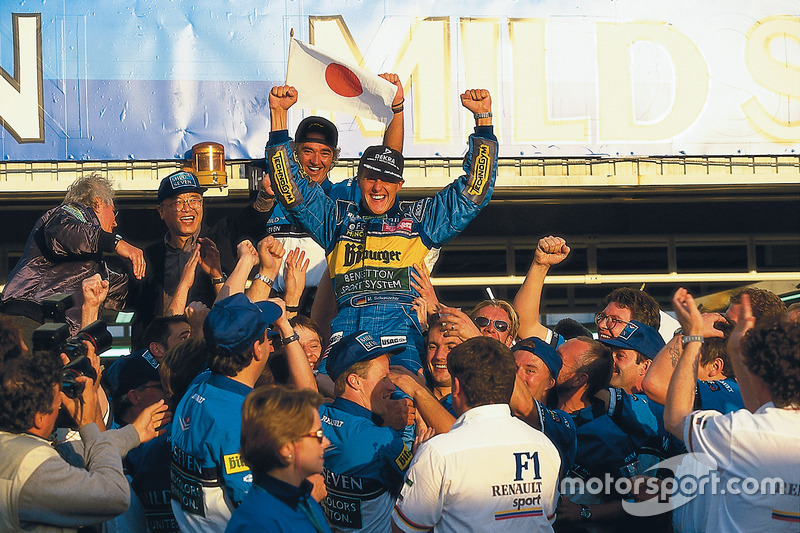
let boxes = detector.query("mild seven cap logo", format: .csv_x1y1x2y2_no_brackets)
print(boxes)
617,321,639,341
169,172,196,188
355,331,380,351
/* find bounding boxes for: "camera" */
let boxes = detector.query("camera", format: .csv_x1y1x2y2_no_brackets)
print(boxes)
33,320,113,399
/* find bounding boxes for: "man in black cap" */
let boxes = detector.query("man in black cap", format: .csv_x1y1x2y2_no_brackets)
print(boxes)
258,73,405,299
129,169,274,349
104,349,165,429
266,84,498,375
318,330,412,532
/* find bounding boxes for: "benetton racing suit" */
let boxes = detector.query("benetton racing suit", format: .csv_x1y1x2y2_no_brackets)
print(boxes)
267,126,497,372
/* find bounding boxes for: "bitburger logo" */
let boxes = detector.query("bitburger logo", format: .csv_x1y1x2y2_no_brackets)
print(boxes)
343,243,401,266
270,152,295,204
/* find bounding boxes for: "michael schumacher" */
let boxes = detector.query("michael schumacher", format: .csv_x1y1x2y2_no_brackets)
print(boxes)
266,85,497,373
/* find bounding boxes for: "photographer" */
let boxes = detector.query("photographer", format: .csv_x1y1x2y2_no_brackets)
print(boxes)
0,342,167,531
0,173,145,349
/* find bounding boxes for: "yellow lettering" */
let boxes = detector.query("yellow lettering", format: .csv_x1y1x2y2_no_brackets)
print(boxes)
510,18,588,142
462,18,500,135
0,14,44,143
742,16,800,143
312,16,451,143
597,21,708,141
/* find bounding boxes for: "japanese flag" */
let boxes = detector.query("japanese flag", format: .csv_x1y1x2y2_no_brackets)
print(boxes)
286,38,397,125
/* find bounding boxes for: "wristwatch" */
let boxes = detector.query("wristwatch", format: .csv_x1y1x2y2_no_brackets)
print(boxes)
281,332,300,346
254,273,274,287
580,504,592,521
682,335,704,345
114,234,123,248
210,273,227,285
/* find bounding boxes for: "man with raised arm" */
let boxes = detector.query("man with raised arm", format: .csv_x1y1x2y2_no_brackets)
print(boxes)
266,85,497,374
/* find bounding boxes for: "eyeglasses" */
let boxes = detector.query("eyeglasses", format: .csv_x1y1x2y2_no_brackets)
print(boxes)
298,429,325,444
163,197,203,211
594,312,630,330
474,316,510,333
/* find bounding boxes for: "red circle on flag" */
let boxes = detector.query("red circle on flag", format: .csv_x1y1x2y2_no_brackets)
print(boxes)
325,64,363,97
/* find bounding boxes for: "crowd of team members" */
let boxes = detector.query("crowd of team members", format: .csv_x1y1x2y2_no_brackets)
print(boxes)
0,78,799,533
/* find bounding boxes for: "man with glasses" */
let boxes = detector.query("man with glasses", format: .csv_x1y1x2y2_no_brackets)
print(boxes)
469,299,519,347
1,173,144,346
130,170,273,349
595,287,661,339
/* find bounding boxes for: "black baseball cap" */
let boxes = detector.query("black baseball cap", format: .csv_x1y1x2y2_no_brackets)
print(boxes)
295,116,338,149
157,171,204,204
357,146,404,183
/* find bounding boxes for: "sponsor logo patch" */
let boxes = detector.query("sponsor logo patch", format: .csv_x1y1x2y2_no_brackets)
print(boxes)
468,144,491,196
381,335,406,348
395,444,413,470
270,151,295,204
223,453,250,475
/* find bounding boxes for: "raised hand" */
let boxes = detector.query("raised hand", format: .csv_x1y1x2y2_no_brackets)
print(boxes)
534,236,570,267
269,85,298,111
460,89,492,114
379,72,404,107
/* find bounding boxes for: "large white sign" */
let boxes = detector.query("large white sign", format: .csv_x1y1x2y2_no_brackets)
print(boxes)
0,1,797,160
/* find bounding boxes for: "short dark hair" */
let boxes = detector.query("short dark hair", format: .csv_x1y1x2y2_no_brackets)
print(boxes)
206,332,262,377
553,318,593,340
240,385,323,474
742,318,800,408
575,337,614,396
447,337,516,408
730,288,786,322
143,315,189,348
699,337,733,378
290,315,323,341
161,338,209,404
0,353,62,433
604,288,661,330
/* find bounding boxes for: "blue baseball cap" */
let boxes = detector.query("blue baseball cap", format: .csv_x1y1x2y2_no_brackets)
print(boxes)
600,320,666,359
204,294,282,355
326,331,405,381
513,337,563,380
157,170,204,203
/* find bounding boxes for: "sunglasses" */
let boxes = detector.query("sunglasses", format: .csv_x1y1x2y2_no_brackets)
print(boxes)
594,312,630,330
299,429,325,444
474,316,510,333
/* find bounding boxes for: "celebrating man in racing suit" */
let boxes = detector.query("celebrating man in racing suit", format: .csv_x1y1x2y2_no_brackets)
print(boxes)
266,85,497,373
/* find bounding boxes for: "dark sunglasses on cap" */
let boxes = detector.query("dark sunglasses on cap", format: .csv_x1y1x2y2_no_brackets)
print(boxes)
474,316,510,333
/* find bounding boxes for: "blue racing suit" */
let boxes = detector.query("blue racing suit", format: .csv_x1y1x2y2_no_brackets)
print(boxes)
319,398,415,532
169,374,253,532
267,127,498,373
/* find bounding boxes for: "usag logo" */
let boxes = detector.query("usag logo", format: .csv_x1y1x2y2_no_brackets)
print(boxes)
270,152,295,204
468,144,490,196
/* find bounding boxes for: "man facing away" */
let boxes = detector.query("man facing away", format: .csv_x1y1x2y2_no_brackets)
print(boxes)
393,337,561,533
